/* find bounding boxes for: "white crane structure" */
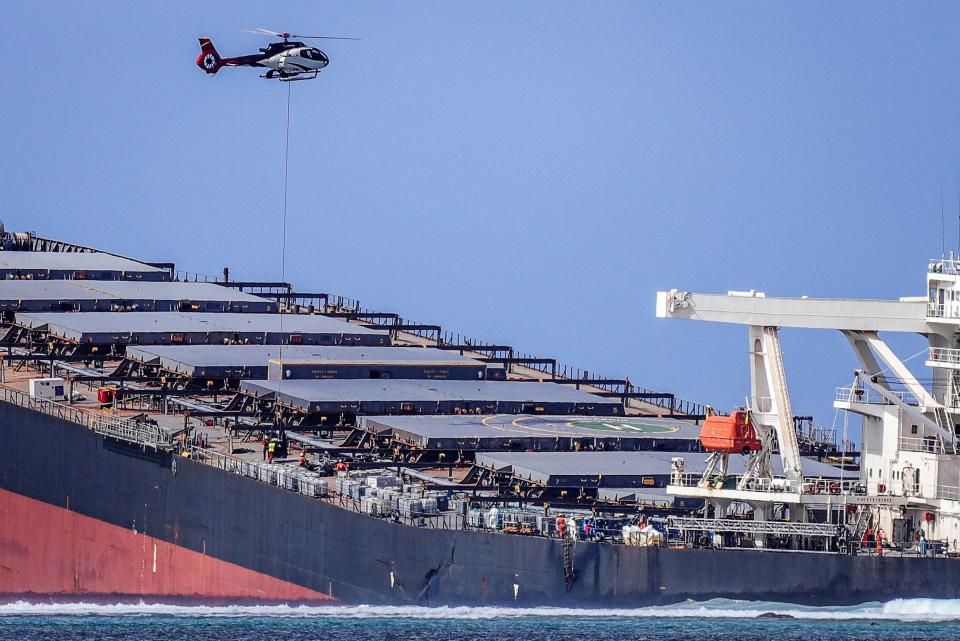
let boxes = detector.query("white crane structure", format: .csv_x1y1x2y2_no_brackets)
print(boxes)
657,256,960,551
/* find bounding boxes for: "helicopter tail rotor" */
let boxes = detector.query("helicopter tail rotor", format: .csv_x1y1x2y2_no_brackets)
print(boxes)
196,37,224,74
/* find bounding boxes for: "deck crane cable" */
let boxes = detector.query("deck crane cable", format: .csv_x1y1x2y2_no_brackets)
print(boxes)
865,346,930,388
828,402,841,449
942,180,947,260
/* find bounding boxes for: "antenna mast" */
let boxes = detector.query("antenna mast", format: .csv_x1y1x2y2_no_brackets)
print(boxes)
941,181,946,260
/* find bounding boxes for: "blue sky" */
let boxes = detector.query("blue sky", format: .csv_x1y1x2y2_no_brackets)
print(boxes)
2,3,959,433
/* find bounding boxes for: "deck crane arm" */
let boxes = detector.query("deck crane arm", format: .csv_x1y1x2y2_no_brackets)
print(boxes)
759,326,803,484
654,289,929,488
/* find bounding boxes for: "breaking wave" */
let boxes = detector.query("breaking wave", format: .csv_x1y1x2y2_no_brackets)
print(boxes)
0,598,959,621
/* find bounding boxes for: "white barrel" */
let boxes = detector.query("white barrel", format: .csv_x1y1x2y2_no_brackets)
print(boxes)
260,467,278,485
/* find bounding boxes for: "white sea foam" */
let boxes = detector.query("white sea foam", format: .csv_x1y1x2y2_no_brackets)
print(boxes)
0,598,958,621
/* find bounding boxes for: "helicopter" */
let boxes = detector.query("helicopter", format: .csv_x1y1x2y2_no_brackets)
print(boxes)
196,28,358,81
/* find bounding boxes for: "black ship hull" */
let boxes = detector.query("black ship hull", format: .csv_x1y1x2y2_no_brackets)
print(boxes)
1,401,958,607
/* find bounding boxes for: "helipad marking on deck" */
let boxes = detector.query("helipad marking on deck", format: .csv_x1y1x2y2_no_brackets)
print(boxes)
564,419,679,434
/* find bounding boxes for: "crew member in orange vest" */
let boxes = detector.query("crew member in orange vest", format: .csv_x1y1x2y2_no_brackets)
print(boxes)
556,514,567,539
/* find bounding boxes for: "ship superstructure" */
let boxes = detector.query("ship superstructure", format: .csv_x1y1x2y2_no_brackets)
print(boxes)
657,256,960,551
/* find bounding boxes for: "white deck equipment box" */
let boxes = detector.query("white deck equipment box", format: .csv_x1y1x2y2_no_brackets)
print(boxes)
28,377,67,401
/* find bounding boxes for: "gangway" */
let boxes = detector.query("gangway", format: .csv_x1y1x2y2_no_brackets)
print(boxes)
669,516,837,538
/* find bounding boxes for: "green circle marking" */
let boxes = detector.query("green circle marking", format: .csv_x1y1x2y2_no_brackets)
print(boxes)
565,419,679,434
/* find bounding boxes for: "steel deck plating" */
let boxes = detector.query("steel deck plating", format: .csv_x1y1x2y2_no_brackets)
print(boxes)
16,311,388,345
0,281,275,312
0,251,169,281
360,414,702,449
240,378,623,415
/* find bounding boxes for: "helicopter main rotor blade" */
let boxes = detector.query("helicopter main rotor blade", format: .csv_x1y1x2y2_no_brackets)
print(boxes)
243,28,359,40
244,27,284,36
291,34,361,40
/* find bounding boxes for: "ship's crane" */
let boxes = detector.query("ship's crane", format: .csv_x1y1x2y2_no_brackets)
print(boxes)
658,286,950,500
657,288,937,491
659,258,960,551
668,295,805,491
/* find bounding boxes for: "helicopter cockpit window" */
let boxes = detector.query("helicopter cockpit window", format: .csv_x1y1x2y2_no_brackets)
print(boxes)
300,49,315,59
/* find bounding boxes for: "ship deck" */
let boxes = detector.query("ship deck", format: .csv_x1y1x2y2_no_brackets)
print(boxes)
0,232,852,542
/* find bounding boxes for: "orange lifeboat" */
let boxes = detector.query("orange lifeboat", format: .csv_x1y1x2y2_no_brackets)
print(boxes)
699,410,762,455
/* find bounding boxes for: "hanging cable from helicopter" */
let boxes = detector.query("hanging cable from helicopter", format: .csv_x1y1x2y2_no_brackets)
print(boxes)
195,27,358,438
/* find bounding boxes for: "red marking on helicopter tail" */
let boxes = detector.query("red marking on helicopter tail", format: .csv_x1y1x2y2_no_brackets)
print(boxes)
197,38,224,74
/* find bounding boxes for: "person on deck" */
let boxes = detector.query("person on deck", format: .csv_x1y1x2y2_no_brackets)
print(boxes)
267,439,277,463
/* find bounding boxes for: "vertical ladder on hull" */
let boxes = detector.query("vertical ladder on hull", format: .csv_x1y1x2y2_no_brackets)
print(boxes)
561,538,576,592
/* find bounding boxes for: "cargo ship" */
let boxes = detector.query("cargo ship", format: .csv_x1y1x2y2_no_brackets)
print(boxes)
2,224,960,606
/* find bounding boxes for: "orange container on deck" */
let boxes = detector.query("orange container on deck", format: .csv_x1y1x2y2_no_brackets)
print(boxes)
699,410,762,455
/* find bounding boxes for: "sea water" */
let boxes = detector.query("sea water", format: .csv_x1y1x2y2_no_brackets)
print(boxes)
0,599,959,640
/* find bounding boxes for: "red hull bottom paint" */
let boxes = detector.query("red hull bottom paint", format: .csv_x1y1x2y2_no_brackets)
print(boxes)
0,489,336,603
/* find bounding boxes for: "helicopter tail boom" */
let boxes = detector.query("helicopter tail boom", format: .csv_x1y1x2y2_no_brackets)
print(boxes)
196,38,224,74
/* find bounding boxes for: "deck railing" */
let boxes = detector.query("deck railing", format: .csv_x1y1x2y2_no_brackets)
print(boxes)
185,446,661,543
669,470,861,496
928,303,947,318
936,485,960,502
929,347,960,366
836,386,905,405
0,386,172,450
899,435,945,454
